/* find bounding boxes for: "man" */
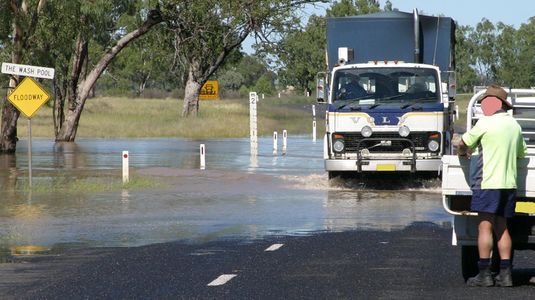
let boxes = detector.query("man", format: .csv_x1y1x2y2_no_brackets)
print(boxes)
407,76,428,94
457,84,527,287
339,75,366,100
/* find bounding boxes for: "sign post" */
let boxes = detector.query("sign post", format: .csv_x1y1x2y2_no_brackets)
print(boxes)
3,63,54,188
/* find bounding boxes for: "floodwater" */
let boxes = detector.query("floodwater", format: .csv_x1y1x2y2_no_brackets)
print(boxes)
0,136,450,253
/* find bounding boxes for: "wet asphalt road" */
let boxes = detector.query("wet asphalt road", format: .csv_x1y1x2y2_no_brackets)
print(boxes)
1,223,535,299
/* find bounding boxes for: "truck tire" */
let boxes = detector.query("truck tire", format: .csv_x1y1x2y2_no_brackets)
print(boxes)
328,171,343,180
461,245,479,281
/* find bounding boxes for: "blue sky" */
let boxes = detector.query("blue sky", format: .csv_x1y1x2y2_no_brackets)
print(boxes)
308,0,534,28
384,0,533,28
242,1,534,53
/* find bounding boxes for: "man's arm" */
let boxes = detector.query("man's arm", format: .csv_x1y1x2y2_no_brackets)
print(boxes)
457,138,469,157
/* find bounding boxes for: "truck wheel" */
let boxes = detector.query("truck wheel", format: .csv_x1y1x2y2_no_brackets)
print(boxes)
461,245,479,281
328,171,342,180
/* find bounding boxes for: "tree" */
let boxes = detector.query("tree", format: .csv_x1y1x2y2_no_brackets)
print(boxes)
1,1,165,150
512,18,535,88
273,15,326,94
253,74,276,96
47,1,164,141
326,0,380,17
1,0,46,153
264,0,381,94
470,19,497,84
103,24,176,97
161,0,320,117
494,23,519,87
455,25,478,92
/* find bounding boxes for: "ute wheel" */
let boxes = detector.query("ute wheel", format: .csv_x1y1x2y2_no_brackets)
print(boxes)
461,245,479,281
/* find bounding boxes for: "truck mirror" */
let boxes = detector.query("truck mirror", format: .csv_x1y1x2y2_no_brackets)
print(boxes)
316,74,326,103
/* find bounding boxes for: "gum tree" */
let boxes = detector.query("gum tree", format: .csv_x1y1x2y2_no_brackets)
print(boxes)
0,0,46,153
161,0,323,117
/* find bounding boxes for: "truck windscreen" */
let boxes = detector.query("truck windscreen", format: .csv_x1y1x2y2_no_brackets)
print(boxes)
333,67,440,106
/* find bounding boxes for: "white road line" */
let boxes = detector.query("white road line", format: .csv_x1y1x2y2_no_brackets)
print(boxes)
207,274,237,286
265,243,284,252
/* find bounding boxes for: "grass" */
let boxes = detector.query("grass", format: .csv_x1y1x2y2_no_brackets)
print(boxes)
13,96,320,138
17,175,162,194
453,93,472,130
9,93,470,138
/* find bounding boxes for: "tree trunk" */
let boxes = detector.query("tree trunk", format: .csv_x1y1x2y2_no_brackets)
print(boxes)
55,10,163,142
0,101,21,153
0,0,46,153
182,70,202,117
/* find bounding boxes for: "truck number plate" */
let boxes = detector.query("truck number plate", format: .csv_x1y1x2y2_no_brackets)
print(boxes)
376,164,396,171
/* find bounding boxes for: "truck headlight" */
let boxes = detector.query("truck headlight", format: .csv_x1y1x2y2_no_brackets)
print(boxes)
398,125,410,137
428,140,440,152
333,139,345,152
361,126,372,137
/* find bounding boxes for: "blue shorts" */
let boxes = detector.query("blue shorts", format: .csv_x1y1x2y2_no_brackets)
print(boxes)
471,189,516,218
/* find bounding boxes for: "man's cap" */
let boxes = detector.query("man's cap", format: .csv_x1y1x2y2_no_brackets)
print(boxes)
482,85,512,110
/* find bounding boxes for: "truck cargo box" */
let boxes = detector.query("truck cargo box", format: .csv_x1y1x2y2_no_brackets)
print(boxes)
326,11,455,72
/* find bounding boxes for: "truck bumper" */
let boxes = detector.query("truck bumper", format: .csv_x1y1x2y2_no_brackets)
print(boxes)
325,158,441,172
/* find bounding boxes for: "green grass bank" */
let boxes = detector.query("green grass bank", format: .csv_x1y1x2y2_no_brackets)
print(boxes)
13,96,321,138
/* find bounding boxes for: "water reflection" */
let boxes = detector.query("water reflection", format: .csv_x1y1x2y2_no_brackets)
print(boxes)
323,190,449,232
0,154,18,198
53,142,85,169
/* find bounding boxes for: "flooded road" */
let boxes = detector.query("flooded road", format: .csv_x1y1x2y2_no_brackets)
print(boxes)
0,137,449,253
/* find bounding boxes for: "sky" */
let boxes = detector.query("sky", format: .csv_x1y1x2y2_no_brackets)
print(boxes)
242,0,534,53
385,0,534,28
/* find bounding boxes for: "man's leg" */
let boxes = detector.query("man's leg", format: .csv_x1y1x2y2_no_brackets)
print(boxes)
478,214,494,259
467,213,495,287
494,215,513,287
495,216,512,259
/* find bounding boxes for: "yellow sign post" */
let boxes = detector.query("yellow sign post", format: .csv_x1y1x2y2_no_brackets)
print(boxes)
200,80,219,100
7,77,50,118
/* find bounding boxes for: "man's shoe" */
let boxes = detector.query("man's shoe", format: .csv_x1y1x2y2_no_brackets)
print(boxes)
467,268,494,287
495,267,513,287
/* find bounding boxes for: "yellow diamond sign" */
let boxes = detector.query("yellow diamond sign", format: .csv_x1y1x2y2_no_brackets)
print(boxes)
7,77,50,118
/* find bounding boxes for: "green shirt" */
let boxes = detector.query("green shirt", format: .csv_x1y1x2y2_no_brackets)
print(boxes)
462,112,527,189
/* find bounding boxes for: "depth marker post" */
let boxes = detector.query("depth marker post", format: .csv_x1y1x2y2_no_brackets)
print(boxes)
122,151,129,183
273,131,278,155
312,104,317,142
282,130,287,155
313,120,317,142
200,144,206,170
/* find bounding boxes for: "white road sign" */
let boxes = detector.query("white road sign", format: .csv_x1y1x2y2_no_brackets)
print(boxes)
1,62,55,79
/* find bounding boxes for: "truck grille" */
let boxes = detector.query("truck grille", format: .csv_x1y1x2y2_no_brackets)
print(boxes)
340,132,429,153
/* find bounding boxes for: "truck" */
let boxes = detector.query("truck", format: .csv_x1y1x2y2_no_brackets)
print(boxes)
442,88,535,280
316,10,457,178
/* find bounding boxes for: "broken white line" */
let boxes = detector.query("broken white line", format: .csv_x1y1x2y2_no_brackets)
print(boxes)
207,274,237,286
265,243,284,252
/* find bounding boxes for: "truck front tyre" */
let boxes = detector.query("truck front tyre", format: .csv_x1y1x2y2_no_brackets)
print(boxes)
328,171,343,180
461,245,479,281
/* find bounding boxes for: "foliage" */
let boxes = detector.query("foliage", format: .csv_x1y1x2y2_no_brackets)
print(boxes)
326,0,380,17
264,0,382,94
253,74,276,96
161,0,320,116
454,25,478,92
